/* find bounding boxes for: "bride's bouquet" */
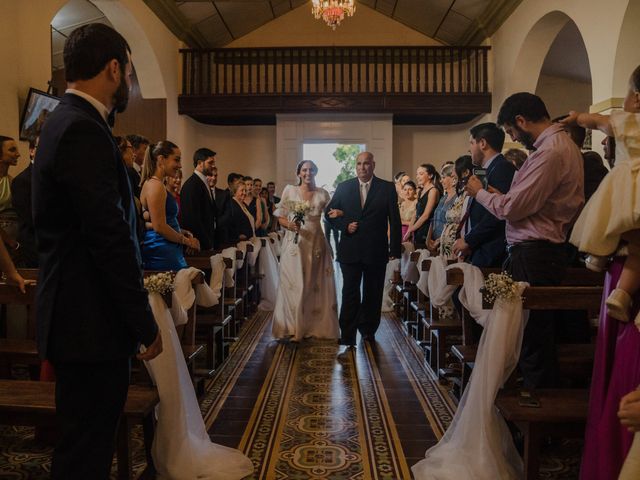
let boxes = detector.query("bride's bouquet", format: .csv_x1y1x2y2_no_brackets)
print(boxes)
284,200,311,244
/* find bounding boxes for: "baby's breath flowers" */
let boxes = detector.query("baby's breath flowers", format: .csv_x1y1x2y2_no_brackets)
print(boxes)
284,200,312,244
480,272,520,304
144,272,175,295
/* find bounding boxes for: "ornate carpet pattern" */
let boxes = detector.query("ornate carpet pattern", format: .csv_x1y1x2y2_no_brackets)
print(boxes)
0,309,583,479
236,339,411,480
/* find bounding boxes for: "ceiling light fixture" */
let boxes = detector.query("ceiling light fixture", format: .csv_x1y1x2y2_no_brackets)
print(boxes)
312,0,356,30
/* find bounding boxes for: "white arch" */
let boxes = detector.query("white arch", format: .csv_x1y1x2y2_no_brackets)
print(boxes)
612,0,640,97
509,11,572,94
90,0,167,99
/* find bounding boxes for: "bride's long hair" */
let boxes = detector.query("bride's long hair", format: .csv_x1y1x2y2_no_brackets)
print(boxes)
296,160,318,185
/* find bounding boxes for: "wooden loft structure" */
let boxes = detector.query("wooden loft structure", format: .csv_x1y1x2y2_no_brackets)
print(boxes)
178,45,491,125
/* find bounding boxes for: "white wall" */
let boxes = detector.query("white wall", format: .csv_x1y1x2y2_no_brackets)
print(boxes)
0,0,195,176
276,114,393,188
228,4,442,48
189,124,277,188
182,2,445,183
490,0,630,109
535,74,592,120
393,123,478,176
486,0,634,159
3,0,638,183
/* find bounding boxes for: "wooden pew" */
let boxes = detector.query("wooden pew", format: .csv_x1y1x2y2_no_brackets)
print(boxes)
496,389,589,480
185,247,244,339
482,284,603,480
401,251,421,329
2,270,203,386
412,258,461,377
446,267,604,395
235,244,254,323
406,258,431,352
192,258,235,371
0,380,159,480
0,280,38,378
392,245,413,317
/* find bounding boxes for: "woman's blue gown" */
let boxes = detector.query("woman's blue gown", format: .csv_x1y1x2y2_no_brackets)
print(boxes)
142,194,187,271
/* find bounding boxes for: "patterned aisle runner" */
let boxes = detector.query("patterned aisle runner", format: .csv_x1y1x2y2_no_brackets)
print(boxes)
237,338,412,480
0,310,580,478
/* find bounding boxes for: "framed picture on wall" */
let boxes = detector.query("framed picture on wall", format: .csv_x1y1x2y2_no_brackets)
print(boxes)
19,88,60,142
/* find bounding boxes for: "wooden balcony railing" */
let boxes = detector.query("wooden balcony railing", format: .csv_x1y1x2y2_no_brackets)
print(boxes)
178,45,491,125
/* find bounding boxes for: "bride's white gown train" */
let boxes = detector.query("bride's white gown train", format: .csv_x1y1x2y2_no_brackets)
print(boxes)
271,185,339,341
144,269,253,480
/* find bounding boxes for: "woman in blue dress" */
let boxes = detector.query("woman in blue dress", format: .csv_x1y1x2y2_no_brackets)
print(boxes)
140,141,200,270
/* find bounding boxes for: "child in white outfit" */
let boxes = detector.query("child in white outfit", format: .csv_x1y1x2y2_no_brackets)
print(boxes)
565,66,640,327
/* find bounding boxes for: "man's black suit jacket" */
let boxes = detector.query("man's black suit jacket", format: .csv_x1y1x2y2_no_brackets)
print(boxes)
325,176,401,264
214,187,231,247
465,154,516,267
180,173,216,250
11,163,38,267
33,93,157,362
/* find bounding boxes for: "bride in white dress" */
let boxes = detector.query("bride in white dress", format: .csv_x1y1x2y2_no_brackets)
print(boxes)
272,160,340,341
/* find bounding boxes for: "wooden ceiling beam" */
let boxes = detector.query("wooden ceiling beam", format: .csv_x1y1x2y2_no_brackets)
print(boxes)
212,1,236,40
459,0,524,45
144,0,208,47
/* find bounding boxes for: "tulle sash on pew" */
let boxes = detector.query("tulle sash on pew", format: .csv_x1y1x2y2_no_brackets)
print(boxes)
144,277,253,479
412,263,527,480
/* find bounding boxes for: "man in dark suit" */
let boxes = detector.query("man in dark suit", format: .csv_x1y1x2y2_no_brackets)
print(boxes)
125,133,149,188
11,137,38,267
267,181,280,205
453,122,516,267
33,24,162,480
215,172,242,247
208,166,230,247
180,148,216,251
325,152,401,347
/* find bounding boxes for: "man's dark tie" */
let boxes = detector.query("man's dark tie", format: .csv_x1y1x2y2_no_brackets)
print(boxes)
107,109,116,128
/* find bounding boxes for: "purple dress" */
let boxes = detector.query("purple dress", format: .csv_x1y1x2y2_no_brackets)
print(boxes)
581,258,640,479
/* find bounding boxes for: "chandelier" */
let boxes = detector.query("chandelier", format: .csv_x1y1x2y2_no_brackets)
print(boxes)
312,0,356,30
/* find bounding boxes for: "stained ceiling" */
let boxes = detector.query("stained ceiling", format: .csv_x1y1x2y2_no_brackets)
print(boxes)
148,0,523,48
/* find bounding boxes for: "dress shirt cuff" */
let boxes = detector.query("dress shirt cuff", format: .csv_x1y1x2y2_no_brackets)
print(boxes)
475,189,493,208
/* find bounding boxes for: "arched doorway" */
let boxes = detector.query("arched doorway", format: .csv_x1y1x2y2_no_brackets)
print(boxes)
612,0,640,98
535,20,592,121
50,0,168,140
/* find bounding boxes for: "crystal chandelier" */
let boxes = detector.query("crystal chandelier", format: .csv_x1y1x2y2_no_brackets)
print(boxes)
312,0,356,30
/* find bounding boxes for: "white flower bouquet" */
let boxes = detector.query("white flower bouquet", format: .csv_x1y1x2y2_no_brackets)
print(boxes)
144,272,175,295
284,199,311,244
480,272,520,304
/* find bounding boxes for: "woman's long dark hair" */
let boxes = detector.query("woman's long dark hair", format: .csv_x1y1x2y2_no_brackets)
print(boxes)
419,163,442,195
454,155,473,194
140,140,178,185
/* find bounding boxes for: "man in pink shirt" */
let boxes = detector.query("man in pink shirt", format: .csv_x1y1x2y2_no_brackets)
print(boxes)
465,92,584,388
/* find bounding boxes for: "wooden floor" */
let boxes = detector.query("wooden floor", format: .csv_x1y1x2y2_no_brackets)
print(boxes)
202,310,581,479
0,309,582,479
204,310,450,479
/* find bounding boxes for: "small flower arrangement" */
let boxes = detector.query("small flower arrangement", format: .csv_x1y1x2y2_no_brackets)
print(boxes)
144,272,175,295
480,272,520,304
284,200,311,244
